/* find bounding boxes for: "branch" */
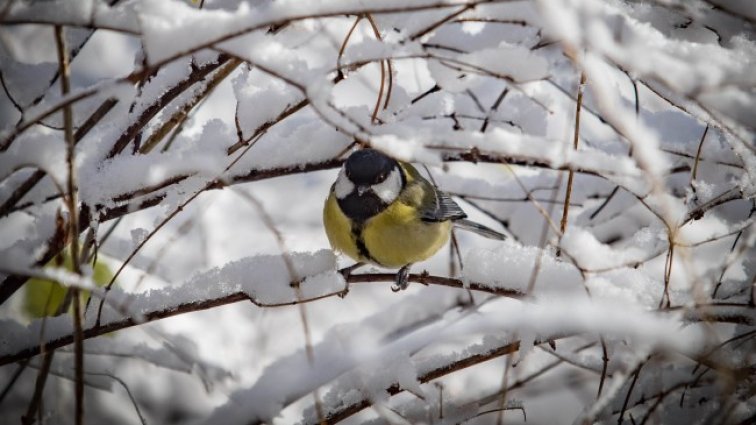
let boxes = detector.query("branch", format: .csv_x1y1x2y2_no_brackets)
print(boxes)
140,0,503,72
105,54,231,158
54,24,85,425
0,272,523,366
140,58,242,153
304,338,563,425
0,97,118,218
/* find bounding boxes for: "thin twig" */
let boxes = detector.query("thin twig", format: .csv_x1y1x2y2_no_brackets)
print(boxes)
336,15,363,81
494,354,513,425
408,3,475,41
364,13,387,123
660,241,675,308
135,0,502,77
690,125,709,182
557,72,586,255
140,58,242,153
0,359,28,406
106,55,231,158
589,185,620,220
311,337,571,425
597,338,610,398
86,372,147,425
0,96,119,218
480,87,509,133
20,352,54,425
232,188,326,424
55,24,85,425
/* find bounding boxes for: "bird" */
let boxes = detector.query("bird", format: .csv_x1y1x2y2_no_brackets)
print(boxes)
323,148,506,291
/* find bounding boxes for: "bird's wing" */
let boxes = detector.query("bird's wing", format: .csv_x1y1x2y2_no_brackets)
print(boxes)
398,161,467,222
420,190,467,222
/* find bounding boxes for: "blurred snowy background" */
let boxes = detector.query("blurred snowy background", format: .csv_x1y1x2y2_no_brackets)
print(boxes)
0,0,754,424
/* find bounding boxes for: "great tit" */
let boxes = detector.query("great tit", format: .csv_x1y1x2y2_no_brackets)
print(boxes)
323,148,505,291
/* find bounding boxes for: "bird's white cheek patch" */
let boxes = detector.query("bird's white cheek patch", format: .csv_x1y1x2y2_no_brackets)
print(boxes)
372,168,401,204
334,168,355,199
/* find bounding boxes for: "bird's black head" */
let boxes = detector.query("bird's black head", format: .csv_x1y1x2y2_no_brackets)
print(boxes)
344,148,397,186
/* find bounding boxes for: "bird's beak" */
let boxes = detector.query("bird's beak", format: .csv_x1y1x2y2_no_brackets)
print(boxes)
357,186,370,196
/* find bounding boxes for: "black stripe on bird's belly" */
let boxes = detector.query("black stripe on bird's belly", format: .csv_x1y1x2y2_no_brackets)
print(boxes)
350,222,379,264
337,192,388,222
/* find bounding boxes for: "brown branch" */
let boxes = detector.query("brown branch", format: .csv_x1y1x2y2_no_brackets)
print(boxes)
690,125,709,182
0,97,118,218
309,337,572,425
336,15,363,81
701,0,756,26
55,24,85,425
364,13,386,124
94,185,205,323
660,147,741,169
409,3,475,41
0,56,273,306
106,54,230,158
0,85,106,151
589,185,620,220
0,273,523,366
0,145,684,307
558,72,585,248
2,2,121,115
237,188,326,422
0,159,343,304
20,351,55,425
139,58,242,154
139,0,502,74
453,18,531,26
633,74,755,155
455,192,581,206
0,67,27,114
99,158,344,222
226,35,368,157
684,188,743,223
480,87,508,133
660,241,675,309
85,372,147,425
226,98,309,155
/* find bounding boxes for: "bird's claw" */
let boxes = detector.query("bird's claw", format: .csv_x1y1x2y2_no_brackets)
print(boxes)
338,286,350,298
338,262,364,298
391,264,412,292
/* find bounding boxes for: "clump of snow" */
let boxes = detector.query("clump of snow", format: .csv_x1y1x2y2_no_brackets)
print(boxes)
560,226,666,271
0,129,66,186
463,240,582,292
181,249,344,306
231,69,303,139
3,0,139,34
0,250,343,361
78,119,229,207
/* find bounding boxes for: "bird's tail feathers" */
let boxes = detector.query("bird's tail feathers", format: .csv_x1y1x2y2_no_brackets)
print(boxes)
454,219,507,240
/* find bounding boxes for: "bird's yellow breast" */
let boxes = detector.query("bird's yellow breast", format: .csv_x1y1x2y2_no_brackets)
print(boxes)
323,190,451,269
323,192,361,261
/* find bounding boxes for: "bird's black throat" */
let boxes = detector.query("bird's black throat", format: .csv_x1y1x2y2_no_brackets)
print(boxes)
337,192,388,222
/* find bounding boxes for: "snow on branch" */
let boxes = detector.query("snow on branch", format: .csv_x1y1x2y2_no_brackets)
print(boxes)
0,250,345,365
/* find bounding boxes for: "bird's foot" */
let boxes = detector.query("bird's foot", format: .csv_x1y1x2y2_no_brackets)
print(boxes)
391,264,412,292
338,262,364,298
